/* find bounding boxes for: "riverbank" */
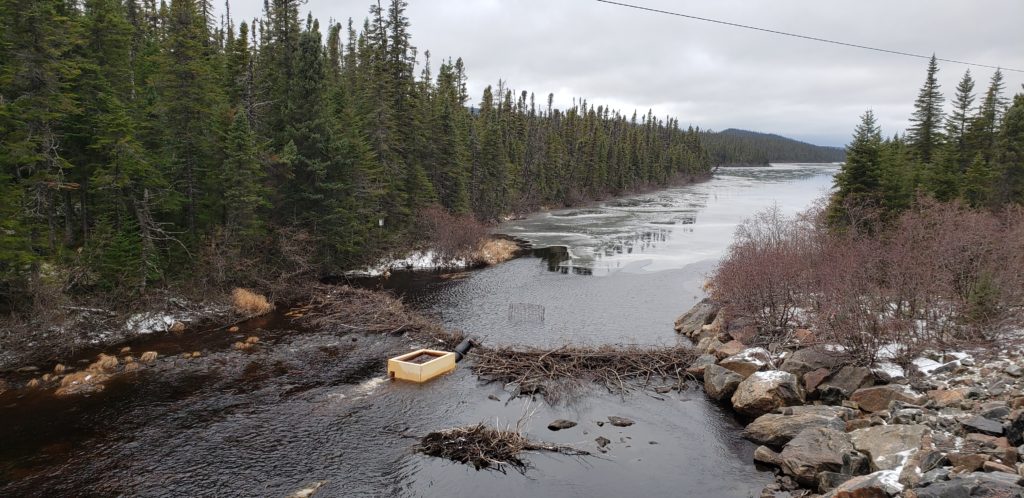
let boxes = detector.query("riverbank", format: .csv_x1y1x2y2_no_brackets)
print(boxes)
675,300,1024,497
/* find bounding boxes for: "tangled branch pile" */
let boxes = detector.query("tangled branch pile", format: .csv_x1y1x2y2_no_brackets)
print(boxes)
417,424,588,473
471,345,697,400
297,285,462,347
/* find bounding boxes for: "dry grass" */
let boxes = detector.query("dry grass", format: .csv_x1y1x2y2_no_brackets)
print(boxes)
231,288,274,317
470,344,697,401
139,351,158,363
89,353,118,373
473,238,520,266
53,363,65,374
417,423,588,473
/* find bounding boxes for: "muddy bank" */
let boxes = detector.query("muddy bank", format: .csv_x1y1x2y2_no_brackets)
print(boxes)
675,301,1024,497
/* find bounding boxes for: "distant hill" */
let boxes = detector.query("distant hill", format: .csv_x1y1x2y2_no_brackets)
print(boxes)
701,128,845,166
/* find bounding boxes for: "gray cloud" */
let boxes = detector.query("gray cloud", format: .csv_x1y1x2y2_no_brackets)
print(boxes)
226,0,1024,146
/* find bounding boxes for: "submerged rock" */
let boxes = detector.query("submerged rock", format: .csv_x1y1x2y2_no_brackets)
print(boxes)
547,419,577,431
731,370,805,418
607,416,634,427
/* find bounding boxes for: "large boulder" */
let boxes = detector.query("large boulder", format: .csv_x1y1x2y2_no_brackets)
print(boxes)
778,427,860,487
719,347,772,378
817,366,875,404
961,415,1004,436
849,385,926,413
674,299,719,335
713,340,746,360
905,471,1024,498
828,470,903,498
704,364,744,401
780,346,843,378
731,370,805,418
744,406,849,447
849,424,930,471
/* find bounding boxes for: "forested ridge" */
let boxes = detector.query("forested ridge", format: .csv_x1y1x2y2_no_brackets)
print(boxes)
0,0,715,307
702,128,845,165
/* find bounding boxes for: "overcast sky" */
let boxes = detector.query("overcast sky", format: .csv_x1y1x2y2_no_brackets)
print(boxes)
225,0,1024,146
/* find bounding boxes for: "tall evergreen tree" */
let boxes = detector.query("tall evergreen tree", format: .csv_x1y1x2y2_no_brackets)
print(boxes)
907,55,944,164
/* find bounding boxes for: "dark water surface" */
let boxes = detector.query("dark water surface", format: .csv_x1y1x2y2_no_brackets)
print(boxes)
0,164,837,498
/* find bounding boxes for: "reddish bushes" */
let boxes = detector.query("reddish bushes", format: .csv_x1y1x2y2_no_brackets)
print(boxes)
415,205,489,261
712,199,1024,363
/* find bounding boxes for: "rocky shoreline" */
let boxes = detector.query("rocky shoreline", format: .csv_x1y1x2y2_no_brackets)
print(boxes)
676,300,1024,498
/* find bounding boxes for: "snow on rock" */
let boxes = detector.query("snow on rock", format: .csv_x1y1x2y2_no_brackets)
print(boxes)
346,250,470,276
912,357,943,375
125,313,177,334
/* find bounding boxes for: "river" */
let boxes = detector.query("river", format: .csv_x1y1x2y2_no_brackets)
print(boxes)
0,164,838,498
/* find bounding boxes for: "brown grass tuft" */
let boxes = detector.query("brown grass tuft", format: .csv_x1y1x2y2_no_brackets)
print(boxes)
53,363,66,374
123,362,141,372
231,288,274,316
232,341,252,351
473,238,520,266
245,336,259,344
26,378,41,388
139,351,158,363
120,346,131,354
88,353,118,373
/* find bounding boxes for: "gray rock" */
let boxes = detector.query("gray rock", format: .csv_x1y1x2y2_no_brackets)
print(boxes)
547,419,577,431
849,424,930,471
1005,364,1023,378
1008,411,1024,446
704,364,744,401
686,353,718,378
744,409,847,447
830,470,904,497
818,366,875,401
779,346,842,378
907,471,1024,498
816,471,853,493
719,347,772,378
777,427,858,487
849,385,927,413
674,299,719,335
961,415,1004,436
731,370,806,418
979,405,1010,421
595,436,610,448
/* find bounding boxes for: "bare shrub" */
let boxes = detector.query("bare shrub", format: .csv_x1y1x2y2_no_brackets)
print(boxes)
416,205,489,262
712,204,814,334
713,198,1024,364
231,288,273,316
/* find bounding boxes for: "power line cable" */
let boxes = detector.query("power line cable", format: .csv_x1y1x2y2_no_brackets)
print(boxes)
595,0,1024,73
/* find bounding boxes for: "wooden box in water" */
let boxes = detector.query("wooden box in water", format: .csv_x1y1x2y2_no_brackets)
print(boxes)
387,349,457,383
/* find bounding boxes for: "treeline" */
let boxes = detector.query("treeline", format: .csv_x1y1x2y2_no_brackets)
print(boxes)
0,0,710,306
831,57,1024,226
701,128,846,166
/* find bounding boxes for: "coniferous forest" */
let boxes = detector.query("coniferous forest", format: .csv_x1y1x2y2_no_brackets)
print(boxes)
1,0,719,307
830,57,1024,224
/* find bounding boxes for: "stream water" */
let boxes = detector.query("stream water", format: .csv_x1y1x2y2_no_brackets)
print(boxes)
0,164,838,498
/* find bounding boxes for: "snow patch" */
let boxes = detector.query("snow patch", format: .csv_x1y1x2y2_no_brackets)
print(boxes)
912,357,943,375
125,313,177,334
347,250,470,276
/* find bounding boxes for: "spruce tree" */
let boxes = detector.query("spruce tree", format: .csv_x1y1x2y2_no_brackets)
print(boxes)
830,110,883,227
907,55,944,164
